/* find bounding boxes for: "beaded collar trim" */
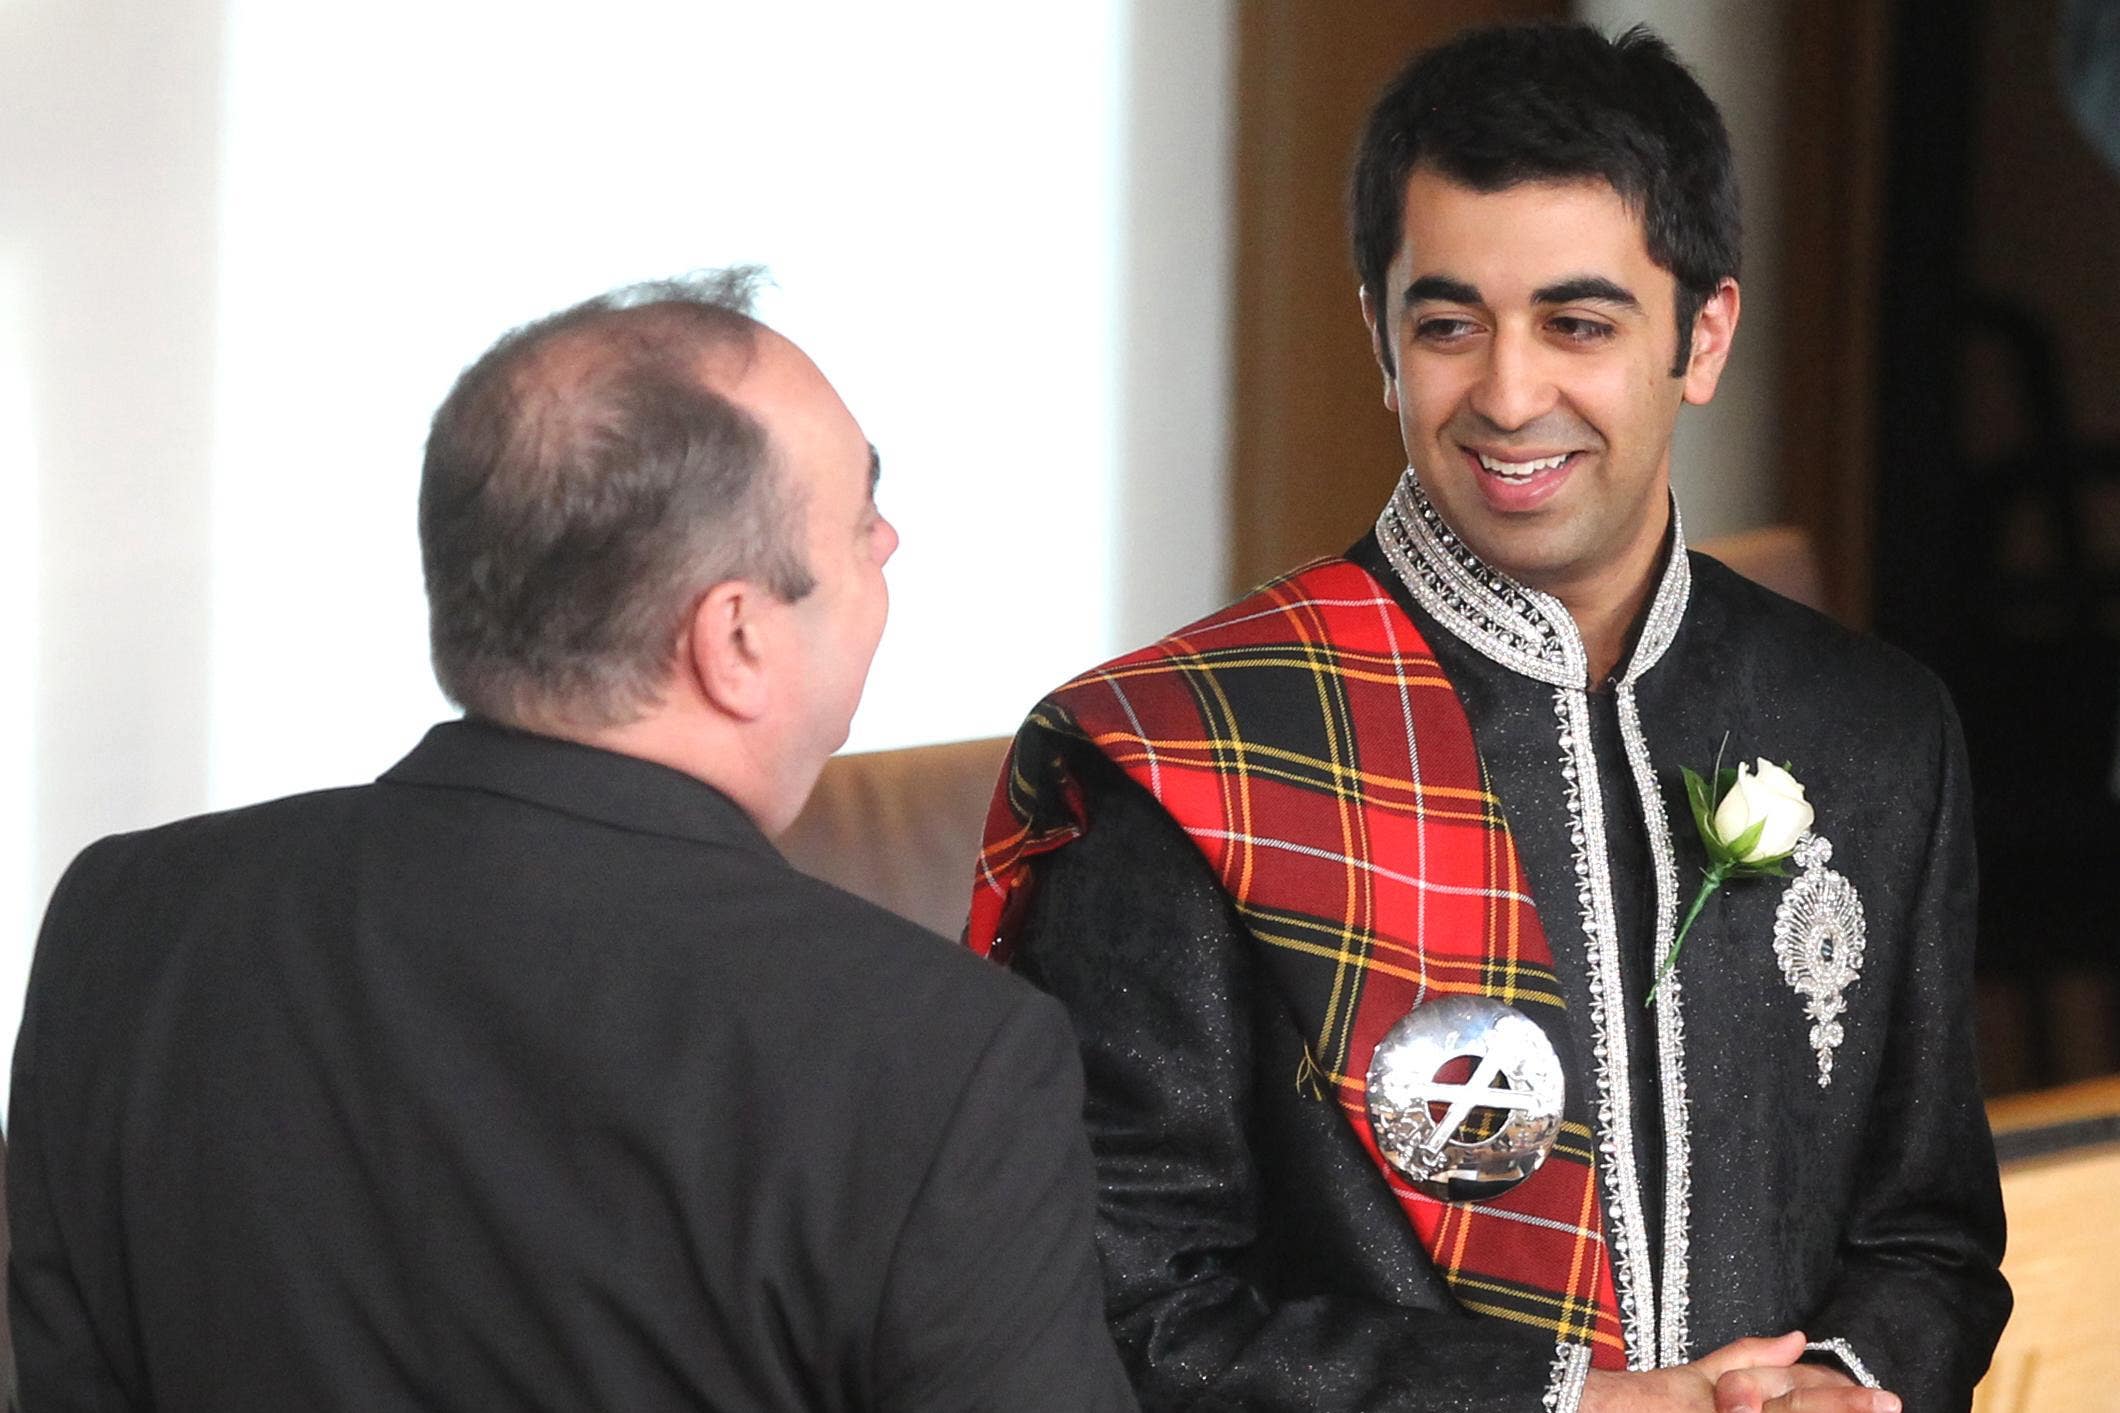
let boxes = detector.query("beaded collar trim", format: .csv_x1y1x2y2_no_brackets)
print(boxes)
1373,468,1692,690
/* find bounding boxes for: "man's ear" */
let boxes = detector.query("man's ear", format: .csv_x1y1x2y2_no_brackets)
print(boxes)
687,580,770,722
1680,278,1741,407
1358,284,1399,413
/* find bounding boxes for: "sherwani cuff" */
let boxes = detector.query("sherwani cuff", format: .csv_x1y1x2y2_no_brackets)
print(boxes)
1541,1343,1593,1411
1802,1337,1882,1390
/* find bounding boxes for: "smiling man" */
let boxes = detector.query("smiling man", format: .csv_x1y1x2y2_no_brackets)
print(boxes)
967,22,2008,1413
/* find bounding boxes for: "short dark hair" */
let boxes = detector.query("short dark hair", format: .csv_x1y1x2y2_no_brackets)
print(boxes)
420,268,816,730
1350,21,1740,377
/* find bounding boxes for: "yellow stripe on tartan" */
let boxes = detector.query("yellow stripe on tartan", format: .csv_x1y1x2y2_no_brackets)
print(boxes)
1481,773,1526,1006
1553,1124,1597,1165
1244,927,1568,1012
1447,1276,1605,1326
1443,1273,1616,1334
1109,640,1440,678
1081,733,1502,817
1318,932,1552,996
1158,633,1260,912
1439,1190,1475,1280
1452,1292,1627,1356
1271,584,1372,1074
1092,649,1458,696
1083,745,1501,822
1554,1145,1604,1344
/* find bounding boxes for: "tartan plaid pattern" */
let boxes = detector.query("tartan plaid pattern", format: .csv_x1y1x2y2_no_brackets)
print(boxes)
969,557,1626,1368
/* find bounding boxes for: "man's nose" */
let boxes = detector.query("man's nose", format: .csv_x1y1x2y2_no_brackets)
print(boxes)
874,514,900,566
1466,329,1557,432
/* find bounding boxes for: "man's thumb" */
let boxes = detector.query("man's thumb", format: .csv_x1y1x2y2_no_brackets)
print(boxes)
1696,1329,1808,1381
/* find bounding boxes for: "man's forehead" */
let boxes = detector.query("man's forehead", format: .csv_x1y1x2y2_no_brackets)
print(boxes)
709,329,848,424
1400,164,1639,219
1391,169,1666,293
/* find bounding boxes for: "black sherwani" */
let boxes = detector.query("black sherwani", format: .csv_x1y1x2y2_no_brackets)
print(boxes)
1009,478,2008,1411
10,719,1136,1411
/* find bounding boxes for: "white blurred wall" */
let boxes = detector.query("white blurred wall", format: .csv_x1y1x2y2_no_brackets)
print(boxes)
0,0,1235,1118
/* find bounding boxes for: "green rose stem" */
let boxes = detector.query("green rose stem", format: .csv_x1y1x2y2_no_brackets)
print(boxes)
1647,756,1792,1008
1647,862,1731,1005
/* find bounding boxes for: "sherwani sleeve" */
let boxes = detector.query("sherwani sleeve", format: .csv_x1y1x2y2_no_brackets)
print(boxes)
1012,766,1578,1413
1799,686,2011,1406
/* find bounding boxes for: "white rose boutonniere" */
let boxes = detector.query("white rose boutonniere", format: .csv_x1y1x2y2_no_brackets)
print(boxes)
1647,754,1816,1004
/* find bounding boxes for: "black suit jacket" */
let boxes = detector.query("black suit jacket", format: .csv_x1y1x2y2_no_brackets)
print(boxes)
10,720,1133,1411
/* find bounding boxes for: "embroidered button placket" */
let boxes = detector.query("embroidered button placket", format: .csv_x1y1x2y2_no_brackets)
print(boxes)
1377,469,1696,1370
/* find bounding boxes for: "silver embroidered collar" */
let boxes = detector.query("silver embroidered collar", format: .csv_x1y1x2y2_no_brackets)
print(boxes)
1374,468,1691,689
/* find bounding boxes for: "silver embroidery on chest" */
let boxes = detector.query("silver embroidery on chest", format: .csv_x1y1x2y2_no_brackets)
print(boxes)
1553,683,1656,1362
1774,832,1867,1086
1617,688,1692,1366
1375,469,1696,1368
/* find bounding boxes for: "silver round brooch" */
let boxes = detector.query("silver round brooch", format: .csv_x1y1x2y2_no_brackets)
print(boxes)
1365,994,1566,1201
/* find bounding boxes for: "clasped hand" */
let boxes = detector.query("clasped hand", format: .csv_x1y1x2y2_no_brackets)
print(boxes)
1580,1331,1901,1413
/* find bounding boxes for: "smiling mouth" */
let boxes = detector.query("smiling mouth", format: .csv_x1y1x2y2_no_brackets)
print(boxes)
1474,450,1577,481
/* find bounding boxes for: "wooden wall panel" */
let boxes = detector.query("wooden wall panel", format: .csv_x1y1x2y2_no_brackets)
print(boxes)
1230,0,1564,592
1779,0,1891,627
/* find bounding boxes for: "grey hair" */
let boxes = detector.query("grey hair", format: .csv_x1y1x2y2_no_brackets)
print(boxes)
419,266,816,731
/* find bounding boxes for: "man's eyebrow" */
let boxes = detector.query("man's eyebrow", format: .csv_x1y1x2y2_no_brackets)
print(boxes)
867,444,881,494
1532,276,1640,310
1403,275,1482,306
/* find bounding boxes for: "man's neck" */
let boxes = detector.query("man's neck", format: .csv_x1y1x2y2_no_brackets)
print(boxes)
1562,568,1661,689
550,708,794,836
1539,515,1676,689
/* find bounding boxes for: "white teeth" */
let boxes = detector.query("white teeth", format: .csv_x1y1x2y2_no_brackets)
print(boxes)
1476,451,1571,478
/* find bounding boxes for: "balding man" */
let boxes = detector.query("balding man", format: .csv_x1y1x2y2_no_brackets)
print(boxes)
10,272,1134,1411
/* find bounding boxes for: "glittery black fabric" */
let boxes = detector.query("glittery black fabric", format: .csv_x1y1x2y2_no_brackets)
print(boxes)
1010,535,2010,1411
1018,754,1564,1412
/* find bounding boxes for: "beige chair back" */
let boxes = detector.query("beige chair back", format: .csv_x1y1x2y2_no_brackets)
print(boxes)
777,735,1011,940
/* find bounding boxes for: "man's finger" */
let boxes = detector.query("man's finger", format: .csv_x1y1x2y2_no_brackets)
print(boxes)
1696,1330,1808,1382
1718,1361,1886,1413
1716,1365,1797,1412
1764,1387,1900,1413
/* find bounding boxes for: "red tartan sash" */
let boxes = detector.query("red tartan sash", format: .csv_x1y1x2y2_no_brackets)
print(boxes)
968,558,1626,1368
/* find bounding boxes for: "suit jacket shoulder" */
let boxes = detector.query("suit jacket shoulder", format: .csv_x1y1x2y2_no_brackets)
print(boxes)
12,723,1127,1411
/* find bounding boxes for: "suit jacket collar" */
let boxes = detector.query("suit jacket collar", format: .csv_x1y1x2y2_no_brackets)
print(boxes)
381,717,779,860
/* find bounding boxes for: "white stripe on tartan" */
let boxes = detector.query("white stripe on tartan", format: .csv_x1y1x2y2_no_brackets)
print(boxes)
1466,1203,1608,1244
1185,595,1397,638
1185,826,1535,904
1100,675,1161,797
1370,583,1431,1004
1378,1169,1605,1243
